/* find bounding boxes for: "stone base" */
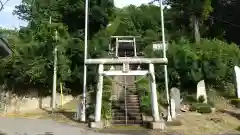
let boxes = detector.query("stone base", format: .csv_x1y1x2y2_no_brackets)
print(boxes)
150,121,166,130
90,121,104,129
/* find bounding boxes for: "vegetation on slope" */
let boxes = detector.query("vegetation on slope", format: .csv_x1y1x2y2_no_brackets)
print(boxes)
0,0,240,119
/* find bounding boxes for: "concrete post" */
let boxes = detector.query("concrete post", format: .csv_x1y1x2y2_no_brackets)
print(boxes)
149,63,160,122
170,98,176,119
133,37,137,57
116,38,119,57
94,64,104,122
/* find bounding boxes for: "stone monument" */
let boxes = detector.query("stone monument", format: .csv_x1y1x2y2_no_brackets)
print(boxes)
170,87,181,112
234,66,240,98
197,80,207,103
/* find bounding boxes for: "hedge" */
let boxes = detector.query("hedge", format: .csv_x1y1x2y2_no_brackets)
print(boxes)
190,103,212,113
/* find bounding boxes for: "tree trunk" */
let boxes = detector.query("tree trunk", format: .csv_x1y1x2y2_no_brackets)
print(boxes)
192,16,201,44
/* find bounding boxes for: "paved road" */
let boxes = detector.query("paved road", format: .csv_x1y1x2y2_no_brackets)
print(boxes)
0,117,126,135
1,117,239,135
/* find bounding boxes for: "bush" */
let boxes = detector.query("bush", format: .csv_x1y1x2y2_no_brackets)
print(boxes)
230,99,240,108
189,103,198,111
198,95,206,103
140,96,152,115
222,83,236,98
236,126,240,131
158,39,240,91
185,95,198,103
197,105,212,113
190,103,212,113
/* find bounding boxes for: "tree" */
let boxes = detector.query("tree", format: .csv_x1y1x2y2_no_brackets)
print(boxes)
14,0,114,37
166,0,213,43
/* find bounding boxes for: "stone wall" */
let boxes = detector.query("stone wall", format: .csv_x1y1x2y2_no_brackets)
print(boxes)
0,90,74,113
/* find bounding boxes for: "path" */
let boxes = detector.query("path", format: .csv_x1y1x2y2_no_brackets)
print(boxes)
0,117,126,135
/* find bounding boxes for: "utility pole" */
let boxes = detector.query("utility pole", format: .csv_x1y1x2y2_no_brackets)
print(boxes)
159,0,172,122
149,0,172,121
81,0,89,122
50,16,58,111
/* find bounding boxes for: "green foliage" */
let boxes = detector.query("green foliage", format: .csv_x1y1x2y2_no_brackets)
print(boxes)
230,99,240,108
197,105,212,113
221,83,236,98
190,103,212,113
164,39,240,90
198,95,205,103
140,96,152,116
101,77,112,120
184,94,198,103
136,76,152,115
236,126,240,131
1,0,240,119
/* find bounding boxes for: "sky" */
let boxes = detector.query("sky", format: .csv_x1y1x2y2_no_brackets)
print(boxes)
0,0,151,29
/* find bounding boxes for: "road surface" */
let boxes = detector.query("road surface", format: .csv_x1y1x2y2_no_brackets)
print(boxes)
0,117,126,135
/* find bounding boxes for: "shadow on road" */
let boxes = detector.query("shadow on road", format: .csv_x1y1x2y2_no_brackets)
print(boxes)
40,108,78,123
220,109,240,120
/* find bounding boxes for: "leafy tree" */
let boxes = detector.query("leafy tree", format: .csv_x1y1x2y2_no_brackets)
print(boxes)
166,0,213,43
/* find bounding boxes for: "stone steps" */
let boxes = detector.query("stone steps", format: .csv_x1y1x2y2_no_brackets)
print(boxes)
111,84,142,126
113,115,142,120
112,120,143,125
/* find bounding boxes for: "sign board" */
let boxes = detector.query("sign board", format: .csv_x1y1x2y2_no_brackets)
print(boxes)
122,63,129,73
152,41,168,51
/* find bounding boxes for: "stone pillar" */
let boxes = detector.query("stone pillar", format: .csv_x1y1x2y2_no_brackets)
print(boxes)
170,98,176,119
91,64,104,129
149,63,165,130
95,64,104,122
149,63,160,122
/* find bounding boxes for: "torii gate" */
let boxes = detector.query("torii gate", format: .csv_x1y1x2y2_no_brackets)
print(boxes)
88,36,167,129
81,0,170,130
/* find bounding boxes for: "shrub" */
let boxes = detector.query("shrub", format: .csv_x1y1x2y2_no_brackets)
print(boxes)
160,39,240,92
140,96,152,115
190,103,212,113
189,103,198,111
198,95,206,103
222,83,236,98
236,126,240,131
185,95,198,103
230,99,240,108
197,105,212,113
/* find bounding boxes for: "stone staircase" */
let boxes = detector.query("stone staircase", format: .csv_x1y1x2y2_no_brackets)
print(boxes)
112,84,143,125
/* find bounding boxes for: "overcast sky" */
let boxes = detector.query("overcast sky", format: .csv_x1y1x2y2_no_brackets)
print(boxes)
0,0,151,29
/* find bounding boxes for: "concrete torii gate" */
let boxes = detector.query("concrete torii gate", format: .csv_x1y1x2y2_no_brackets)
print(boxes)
88,36,167,129
81,0,170,129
